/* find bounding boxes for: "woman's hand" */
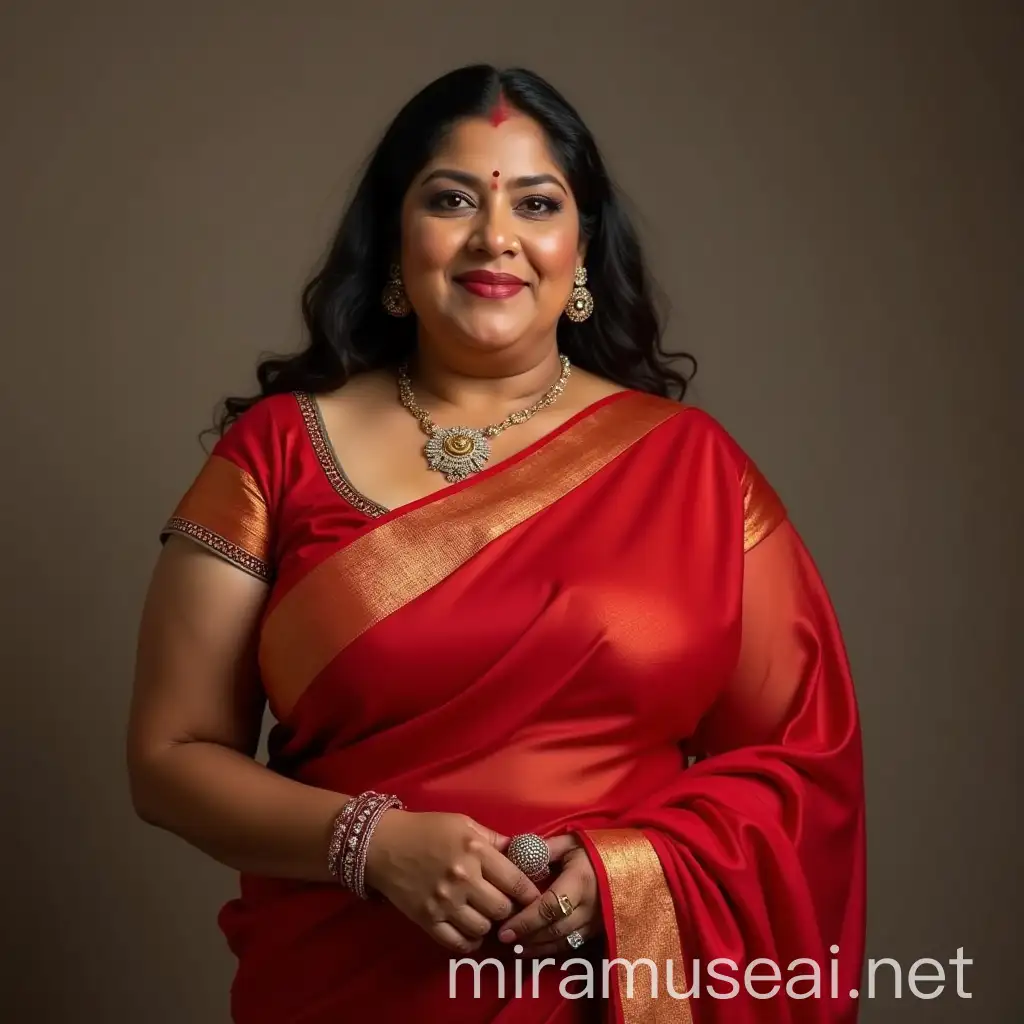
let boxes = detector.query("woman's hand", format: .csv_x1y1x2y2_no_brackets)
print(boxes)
497,834,603,955
364,810,543,955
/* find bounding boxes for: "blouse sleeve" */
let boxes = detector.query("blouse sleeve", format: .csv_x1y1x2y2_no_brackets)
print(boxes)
159,398,281,583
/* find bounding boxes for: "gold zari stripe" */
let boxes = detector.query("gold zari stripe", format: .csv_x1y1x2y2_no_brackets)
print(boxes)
585,828,692,1024
259,394,682,716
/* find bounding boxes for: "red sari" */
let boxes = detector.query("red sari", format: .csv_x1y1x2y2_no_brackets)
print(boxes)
162,387,866,1023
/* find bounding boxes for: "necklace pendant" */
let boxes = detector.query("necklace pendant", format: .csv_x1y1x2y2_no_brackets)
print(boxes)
424,426,491,483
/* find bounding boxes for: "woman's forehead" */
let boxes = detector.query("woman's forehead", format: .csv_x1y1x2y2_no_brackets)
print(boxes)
425,116,560,178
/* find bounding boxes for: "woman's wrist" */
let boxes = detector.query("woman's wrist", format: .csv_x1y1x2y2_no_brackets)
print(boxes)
362,806,408,895
326,791,405,897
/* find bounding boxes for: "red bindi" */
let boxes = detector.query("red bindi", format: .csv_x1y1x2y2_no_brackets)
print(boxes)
487,91,513,127
490,170,500,190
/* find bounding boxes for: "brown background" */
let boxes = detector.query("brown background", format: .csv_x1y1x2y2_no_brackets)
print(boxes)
1,2,1020,1021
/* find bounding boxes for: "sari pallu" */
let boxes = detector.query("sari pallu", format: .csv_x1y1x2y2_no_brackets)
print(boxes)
161,388,866,1023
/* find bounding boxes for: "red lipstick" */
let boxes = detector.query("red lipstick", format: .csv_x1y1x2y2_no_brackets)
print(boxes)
454,270,527,299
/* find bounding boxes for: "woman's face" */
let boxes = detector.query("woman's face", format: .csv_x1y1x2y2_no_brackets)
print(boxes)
399,111,584,356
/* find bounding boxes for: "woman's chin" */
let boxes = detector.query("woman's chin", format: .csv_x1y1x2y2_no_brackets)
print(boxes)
449,313,533,352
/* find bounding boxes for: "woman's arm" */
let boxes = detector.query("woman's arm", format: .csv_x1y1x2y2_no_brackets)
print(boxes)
127,535,542,955
127,535,350,883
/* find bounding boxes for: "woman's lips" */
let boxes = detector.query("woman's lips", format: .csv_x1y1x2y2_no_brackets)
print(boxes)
454,271,527,300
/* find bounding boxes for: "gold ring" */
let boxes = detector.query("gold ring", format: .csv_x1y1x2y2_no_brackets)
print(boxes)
556,893,574,918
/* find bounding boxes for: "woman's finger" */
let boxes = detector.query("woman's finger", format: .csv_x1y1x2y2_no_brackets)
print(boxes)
499,867,587,943
466,819,511,853
521,921,595,958
543,833,582,861
526,899,592,946
479,842,542,907
449,902,496,943
431,920,484,955
465,877,516,922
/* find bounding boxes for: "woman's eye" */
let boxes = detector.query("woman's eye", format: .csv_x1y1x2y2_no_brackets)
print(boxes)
518,196,562,216
430,191,473,211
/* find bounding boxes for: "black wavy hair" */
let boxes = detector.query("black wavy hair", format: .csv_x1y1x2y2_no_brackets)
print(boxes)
213,64,695,435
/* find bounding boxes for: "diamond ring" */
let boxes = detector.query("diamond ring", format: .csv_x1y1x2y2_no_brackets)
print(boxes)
566,930,585,949
506,833,551,882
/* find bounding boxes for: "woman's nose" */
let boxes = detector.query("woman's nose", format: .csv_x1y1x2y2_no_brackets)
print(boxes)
470,201,520,258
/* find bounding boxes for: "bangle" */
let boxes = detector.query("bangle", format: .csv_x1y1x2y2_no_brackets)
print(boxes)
326,798,358,881
327,790,404,898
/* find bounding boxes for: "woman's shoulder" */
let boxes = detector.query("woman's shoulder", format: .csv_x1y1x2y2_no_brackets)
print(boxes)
206,391,308,486
631,393,787,539
629,391,747,463
672,401,787,547
218,388,338,452
220,390,302,436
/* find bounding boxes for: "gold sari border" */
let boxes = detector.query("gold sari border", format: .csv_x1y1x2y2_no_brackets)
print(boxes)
741,459,786,552
259,392,683,716
583,827,692,1024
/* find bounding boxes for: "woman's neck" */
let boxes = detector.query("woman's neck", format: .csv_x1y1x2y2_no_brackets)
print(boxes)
403,341,566,421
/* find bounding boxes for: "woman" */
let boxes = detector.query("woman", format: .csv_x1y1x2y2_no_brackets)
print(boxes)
128,64,866,1023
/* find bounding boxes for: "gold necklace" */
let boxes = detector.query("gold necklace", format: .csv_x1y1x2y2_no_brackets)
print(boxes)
397,354,572,483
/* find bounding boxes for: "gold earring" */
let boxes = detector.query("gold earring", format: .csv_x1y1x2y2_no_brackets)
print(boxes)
564,265,594,322
382,264,412,317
